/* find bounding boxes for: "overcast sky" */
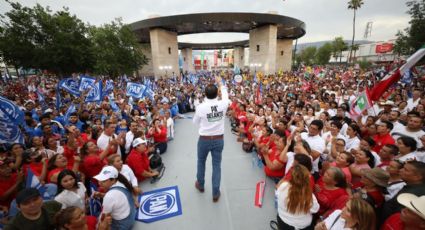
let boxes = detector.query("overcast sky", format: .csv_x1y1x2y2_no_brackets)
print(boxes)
0,0,411,44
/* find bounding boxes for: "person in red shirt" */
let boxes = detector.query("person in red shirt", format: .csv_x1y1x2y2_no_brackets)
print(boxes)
46,154,81,184
80,141,110,180
261,131,286,182
55,206,111,230
148,118,168,154
0,159,23,208
381,193,425,230
314,167,349,217
126,138,158,182
373,121,395,153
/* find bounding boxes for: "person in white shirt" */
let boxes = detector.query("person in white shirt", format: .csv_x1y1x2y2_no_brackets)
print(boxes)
300,120,326,177
54,169,86,210
391,115,425,148
94,166,136,230
315,197,376,230
124,121,138,155
193,76,230,202
108,154,142,207
406,89,421,112
97,122,124,156
344,124,361,152
275,164,319,229
165,111,174,140
395,136,418,162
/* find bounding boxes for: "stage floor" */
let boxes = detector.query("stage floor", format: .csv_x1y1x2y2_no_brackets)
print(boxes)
134,115,277,230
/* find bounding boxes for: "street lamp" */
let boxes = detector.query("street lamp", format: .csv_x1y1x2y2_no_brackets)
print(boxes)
250,63,262,73
159,65,172,76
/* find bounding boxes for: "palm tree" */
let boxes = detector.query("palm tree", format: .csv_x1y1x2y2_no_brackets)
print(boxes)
348,0,364,64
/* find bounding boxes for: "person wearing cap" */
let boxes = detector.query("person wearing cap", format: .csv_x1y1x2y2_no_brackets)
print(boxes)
94,166,136,230
381,193,425,230
5,188,62,230
353,167,389,209
193,76,230,202
126,138,158,182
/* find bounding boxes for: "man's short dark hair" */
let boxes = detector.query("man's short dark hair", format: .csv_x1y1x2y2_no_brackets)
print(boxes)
407,161,425,183
310,120,324,130
381,121,394,131
205,84,218,99
330,120,343,130
384,144,399,155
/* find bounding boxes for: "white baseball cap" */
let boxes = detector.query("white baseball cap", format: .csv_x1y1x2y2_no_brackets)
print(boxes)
132,138,147,147
397,193,425,220
93,166,118,182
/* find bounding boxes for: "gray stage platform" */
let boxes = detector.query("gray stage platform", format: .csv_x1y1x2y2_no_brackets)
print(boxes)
134,116,277,230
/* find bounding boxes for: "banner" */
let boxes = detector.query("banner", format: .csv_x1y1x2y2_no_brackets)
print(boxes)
350,88,373,117
375,43,394,54
136,186,182,223
0,117,24,144
108,96,120,112
143,87,155,101
85,80,102,102
59,78,80,97
0,95,25,125
126,82,146,99
103,80,114,96
79,76,96,92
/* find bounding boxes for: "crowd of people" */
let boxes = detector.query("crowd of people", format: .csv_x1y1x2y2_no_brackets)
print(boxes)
0,62,424,230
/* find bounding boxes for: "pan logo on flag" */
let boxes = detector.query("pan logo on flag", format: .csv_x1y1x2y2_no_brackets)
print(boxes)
141,192,175,216
136,186,182,223
0,117,21,142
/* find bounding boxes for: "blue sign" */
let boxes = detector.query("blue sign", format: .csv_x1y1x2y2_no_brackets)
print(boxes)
79,76,96,92
0,95,25,125
59,78,80,96
0,117,24,144
126,82,146,99
85,80,102,102
103,80,114,96
136,186,182,223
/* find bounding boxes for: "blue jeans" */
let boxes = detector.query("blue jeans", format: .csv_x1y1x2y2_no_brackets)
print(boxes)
197,138,224,197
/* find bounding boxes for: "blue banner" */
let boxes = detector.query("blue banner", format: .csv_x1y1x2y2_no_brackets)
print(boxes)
103,80,114,96
0,117,24,144
26,168,50,199
79,76,96,92
59,78,80,97
143,87,155,101
126,82,146,99
85,80,103,102
108,96,120,112
0,95,25,125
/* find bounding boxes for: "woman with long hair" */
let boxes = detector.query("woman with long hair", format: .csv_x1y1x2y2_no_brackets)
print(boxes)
275,164,319,229
315,197,376,230
54,169,86,210
47,154,80,184
345,124,361,152
94,166,136,230
349,149,375,189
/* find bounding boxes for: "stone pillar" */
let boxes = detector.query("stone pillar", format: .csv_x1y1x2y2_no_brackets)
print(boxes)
249,25,277,75
149,28,179,79
181,48,194,73
139,43,154,76
275,39,293,72
233,47,244,68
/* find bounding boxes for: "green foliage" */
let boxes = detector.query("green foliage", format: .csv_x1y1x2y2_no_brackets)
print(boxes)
298,46,317,65
89,19,147,78
315,43,333,65
0,1,147,77
395,0,425,55
332,37,348,63
357,58,372,70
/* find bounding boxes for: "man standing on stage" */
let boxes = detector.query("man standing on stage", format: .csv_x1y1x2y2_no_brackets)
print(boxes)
193,76,230,202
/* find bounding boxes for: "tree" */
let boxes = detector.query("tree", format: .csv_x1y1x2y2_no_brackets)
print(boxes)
351,44,360,62
315,43,333,65
89,18,147,78
332,37,348,63
394,0,425,56
347,0,364,64
299,46,317,65
0,1,93,76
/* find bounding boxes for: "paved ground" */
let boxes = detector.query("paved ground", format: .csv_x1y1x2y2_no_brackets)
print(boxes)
133,115,277,230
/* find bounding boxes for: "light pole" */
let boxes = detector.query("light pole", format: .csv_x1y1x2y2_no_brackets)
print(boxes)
159,65,172,77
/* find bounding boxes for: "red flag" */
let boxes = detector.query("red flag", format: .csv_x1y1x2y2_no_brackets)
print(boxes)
369,69,401,101
254,180,266,207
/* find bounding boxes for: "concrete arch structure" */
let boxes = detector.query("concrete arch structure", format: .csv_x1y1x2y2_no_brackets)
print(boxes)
130,12,305,77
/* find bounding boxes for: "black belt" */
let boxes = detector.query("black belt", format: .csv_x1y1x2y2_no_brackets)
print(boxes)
199,135,223,140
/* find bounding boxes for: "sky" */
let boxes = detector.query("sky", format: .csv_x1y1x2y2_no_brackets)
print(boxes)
0,0,411,44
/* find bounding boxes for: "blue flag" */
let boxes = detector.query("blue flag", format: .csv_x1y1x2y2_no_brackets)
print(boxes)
85,80,103,102
126,82,146,99
0,117,24,144
59,78,80,97
26,168,50,199
88,182,102,217
109,96,120,112
64,104,76,125
0,95,25,125
79,76,96,92
103,80,114,96
143,87,155,101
